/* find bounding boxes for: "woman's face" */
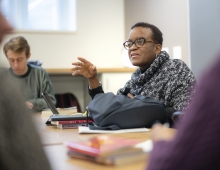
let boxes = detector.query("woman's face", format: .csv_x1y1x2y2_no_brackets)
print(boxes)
127,27,161,70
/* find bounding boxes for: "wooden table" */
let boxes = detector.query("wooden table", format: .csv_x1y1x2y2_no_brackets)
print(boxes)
32,113,175,170
46,68,137,75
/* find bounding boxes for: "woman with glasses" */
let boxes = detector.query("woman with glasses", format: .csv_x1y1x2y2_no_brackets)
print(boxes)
71,22,196,125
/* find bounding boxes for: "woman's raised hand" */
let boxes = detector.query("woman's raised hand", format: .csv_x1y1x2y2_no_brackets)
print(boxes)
71,57,97,79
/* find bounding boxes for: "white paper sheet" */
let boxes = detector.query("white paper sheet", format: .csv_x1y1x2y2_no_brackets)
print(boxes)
78,126,150,134
135,140,153,152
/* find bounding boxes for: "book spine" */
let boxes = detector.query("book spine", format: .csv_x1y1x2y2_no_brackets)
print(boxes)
57,123,87,129
54,120,93,125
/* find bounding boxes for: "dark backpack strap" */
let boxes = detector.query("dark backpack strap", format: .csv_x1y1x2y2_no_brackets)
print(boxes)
88,122,120,130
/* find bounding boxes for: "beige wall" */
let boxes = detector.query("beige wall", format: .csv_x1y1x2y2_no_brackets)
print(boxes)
0,0,193,111
125,0,190,66
0,0,125,69
0,0,190,68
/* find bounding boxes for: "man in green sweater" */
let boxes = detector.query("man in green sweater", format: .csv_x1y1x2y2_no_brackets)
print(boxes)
3,36,56,112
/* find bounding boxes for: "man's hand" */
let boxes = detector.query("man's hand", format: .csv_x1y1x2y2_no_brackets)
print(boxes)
25,101,33,109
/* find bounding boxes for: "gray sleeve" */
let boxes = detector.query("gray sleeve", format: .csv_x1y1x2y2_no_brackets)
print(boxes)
29,69,56,111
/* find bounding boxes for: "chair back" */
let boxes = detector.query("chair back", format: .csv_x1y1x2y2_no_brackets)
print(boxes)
172,111,183,124
55,93,81,112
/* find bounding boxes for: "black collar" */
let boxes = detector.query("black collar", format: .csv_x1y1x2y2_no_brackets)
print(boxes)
9,64,32,78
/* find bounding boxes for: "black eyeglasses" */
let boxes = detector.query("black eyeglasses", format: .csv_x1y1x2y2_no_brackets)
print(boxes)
123,38,156,50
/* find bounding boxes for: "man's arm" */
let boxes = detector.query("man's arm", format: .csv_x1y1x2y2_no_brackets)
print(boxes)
29,69,56,111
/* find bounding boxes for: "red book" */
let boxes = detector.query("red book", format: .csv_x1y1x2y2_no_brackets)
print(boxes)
65,135,142,157
51,119,93,125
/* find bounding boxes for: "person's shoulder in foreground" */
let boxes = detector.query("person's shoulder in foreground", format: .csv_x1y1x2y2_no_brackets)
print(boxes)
0,10,51,170
0,70,52,170
147,53,220,170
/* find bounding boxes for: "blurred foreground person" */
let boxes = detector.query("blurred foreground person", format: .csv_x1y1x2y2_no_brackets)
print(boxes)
147,53,220,170
0,9,51,170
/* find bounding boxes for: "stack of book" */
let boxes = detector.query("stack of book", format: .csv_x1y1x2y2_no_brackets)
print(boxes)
50,112,93,129
65,135,147,165
51,119,93,129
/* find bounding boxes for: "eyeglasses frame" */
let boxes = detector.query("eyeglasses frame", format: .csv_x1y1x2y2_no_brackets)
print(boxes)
123,37,156,50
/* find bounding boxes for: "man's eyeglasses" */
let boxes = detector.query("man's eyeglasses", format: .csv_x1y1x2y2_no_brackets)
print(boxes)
123,38,156,50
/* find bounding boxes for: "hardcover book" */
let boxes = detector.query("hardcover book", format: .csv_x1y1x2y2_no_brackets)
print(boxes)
51,119,93,125
57,123,87,129
50,113,93,121
67,149,147,165
65,135,145,165
65,135,142,157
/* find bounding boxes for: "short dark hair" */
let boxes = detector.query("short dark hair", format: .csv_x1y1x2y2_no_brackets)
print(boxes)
131,22,163,45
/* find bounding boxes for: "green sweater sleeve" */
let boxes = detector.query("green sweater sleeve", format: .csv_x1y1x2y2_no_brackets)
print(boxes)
28,66,56,111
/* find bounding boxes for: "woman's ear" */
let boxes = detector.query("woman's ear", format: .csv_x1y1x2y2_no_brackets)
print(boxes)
155,44,162,56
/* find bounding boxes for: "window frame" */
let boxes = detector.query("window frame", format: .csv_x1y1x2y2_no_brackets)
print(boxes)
1,0,76,34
